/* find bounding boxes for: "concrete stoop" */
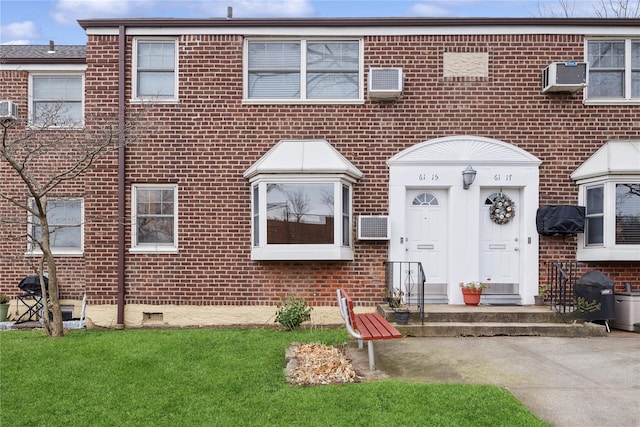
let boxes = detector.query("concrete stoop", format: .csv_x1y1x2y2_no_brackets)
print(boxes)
379,305,609,337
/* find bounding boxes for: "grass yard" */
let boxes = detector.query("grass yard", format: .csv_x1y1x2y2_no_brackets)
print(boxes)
0,328,549,426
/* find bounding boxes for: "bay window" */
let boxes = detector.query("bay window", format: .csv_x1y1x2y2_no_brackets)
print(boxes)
572,140,640,261
244,139,362,260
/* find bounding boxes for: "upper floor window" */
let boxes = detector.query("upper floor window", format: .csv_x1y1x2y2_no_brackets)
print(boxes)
133,39,178,102
586,39,640,103
244,39,363,103
28,198,83,256
30,74,83,127
131,184,178,253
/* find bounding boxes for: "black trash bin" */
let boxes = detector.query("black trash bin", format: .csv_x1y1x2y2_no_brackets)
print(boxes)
575,270,615,327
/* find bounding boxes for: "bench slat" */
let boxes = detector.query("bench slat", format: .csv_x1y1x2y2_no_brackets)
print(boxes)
355,313,402,340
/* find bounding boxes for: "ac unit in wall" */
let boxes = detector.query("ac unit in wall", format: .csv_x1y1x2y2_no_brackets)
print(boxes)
0,100,18,122
357,215,390,240
541,62,587,93
368,68,403,100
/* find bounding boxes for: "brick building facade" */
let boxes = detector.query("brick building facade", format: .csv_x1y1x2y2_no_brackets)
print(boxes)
1,18,639,327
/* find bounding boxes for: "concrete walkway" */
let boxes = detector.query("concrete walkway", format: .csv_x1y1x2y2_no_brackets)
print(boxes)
347,331,640,427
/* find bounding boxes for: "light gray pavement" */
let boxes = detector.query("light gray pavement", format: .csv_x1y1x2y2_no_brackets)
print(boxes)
347,331,640,427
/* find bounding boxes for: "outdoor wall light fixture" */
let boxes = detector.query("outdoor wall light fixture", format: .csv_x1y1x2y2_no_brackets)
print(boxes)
462,166,477,190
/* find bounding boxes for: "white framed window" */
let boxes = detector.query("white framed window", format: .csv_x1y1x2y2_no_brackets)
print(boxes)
244,39,363,103
132,39,178,102
251,180,353,260
573,141,640,260
29,73,84,127
131,184,178,253
28,198,84,256
244,139,362,260
586,39,640,104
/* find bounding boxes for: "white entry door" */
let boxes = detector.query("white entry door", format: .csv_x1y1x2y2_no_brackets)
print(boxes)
480,189,520,297
405,190,448,302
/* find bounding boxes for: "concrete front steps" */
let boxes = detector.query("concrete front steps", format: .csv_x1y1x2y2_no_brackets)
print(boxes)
378,304,609,337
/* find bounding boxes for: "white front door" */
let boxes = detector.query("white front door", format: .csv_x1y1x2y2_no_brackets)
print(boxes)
480,189,521,298
405,189,448,302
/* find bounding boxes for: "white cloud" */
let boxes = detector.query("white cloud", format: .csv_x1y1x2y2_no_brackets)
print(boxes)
51,0,157,24
0,20,39,42
410,2,452,17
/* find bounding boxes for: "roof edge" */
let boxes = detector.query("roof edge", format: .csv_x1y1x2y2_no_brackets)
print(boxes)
78,17,640,30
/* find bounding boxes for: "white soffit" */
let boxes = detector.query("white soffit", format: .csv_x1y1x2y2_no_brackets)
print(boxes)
243,139,363,180
571,140,640,182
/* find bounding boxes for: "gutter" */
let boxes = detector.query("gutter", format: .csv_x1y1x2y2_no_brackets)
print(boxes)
116,24,126,328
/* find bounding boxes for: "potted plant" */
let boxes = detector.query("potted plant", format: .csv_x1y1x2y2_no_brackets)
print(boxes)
0,294,10,322
460,280,490,306
389,288,410,325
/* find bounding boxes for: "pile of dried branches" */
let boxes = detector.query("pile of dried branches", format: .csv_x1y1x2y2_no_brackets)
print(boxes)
285,343,358,386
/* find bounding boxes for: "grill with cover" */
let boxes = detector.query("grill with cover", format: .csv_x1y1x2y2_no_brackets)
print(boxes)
575,270,615,332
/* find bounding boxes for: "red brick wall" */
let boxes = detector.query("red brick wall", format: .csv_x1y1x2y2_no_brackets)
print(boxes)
1,32,638,306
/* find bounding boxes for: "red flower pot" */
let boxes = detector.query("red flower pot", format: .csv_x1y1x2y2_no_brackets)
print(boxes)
461,288,482,306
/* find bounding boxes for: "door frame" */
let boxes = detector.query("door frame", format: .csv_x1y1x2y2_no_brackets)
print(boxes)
387,136,541,304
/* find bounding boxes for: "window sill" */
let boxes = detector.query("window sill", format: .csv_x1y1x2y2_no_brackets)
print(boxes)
242,99,364,106
130,98,179,104
584,98,640,106
129,246,179,254
251,245,353,261
25,250,84,257
576,247,640,262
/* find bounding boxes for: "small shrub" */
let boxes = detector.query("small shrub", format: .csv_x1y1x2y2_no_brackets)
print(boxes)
274,295,313,331
0,294,9,304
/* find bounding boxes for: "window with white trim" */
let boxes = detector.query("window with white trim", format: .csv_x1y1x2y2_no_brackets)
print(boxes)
245,39,362,102
133,39,178,101
578,181,640,260
30,74,83,127
131,184,178,252
28,198,83,255
586,39,640,102
573,141,640,261
251,180,353,260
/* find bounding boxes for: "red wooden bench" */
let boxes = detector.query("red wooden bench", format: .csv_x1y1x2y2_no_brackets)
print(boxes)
337,288,402,370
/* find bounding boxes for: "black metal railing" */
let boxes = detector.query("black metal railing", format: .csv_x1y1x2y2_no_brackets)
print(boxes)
547,261,581,318
384,261,426,324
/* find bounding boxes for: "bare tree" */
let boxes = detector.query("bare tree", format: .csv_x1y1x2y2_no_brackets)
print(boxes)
536,0,576,17
1,103,144,337
535,0,640,16
595,0,640,17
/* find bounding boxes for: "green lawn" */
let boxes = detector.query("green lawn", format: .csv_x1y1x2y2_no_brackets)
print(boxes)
0,328,549,426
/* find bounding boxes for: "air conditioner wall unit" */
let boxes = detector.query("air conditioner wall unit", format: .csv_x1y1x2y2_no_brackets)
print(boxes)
368,68,403,100
0,100,18,122
541,62,587,93
357,215,390,240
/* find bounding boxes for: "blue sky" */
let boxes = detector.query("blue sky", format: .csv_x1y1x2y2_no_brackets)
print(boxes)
0,0,608,45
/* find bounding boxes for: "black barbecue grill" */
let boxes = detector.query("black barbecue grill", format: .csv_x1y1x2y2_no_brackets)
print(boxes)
575,270,615,332
16,276,49,323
